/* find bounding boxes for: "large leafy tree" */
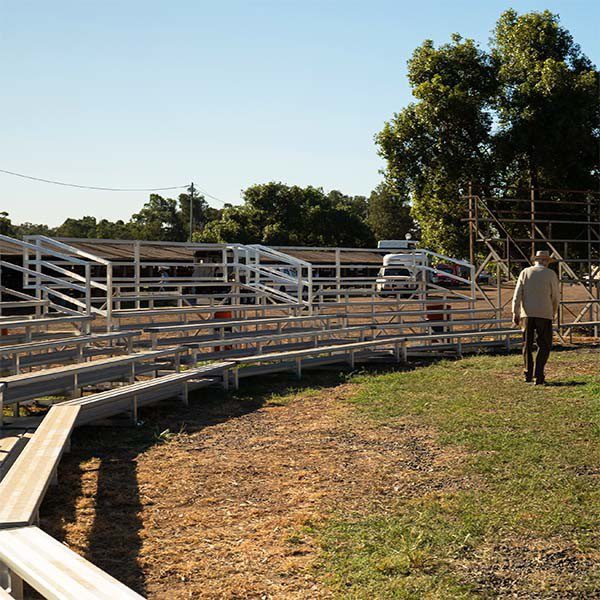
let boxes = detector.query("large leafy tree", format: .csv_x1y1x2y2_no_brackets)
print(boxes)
377,34,496,256
54,216,98,238
491,9,599,192
178,190,220,240
377,9,599,256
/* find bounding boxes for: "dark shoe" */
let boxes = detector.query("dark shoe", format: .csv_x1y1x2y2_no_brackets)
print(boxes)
525,376,533,383
535,379,546,386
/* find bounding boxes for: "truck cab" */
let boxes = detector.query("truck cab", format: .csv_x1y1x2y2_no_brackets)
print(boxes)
375,252,427,296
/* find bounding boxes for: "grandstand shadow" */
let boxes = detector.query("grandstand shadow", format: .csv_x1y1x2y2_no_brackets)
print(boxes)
86,445,147,595
41,362,418,596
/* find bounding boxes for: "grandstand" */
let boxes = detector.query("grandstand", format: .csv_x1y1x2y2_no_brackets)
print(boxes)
0,234,519,598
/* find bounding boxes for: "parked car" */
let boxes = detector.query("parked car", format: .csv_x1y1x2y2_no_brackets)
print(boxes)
432,263,459,287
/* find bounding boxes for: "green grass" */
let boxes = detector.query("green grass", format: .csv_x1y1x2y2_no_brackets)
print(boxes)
313,349,600,598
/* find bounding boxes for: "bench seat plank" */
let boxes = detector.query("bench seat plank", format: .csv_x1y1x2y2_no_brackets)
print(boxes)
0,315,94,334
61,362,233,425
0,406,80,528
232,328,519,364
0,331,139,356
0,526,143,599
143,313,344,334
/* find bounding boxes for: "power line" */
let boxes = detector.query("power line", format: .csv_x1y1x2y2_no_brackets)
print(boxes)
0,168,188,192
194,186,228,205
1,167,232,207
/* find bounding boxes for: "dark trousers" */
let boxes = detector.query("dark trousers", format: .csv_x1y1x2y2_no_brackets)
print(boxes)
522,317,553,381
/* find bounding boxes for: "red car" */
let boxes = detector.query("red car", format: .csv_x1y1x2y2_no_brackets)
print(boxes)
433,263,459,287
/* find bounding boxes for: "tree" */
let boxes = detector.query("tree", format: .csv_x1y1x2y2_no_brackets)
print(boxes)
15,222,52,237
377,10,599,257
195,205,260,244
129,195,185,241
367,182,414,241
54,216,98,238
178,191,217,240
327,190,369,221
197,182,374,247
377,34,496,256
491,9,599,193
0,212,16,237
96,219,132,239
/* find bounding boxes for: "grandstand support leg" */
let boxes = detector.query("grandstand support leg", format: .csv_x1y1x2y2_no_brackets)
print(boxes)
505,335,511,353
12,403,19,418
348,350,355,369
295,358,302,379
222,370,229,391
130,363,136,384
401,341,408,363
233,367,239,390
180,383,189,406
456,341,463,358
175,353,181,373
76,345,84,363
11,573,24,600
0,566,24,600
394,343,400,363
132,396,138,423
14,355,20,374
72,373,81,398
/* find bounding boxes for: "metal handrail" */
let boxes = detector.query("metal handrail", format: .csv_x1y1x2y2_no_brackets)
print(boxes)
27,235,112,266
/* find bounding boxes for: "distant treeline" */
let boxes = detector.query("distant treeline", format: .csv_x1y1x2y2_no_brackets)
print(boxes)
0,181,414,249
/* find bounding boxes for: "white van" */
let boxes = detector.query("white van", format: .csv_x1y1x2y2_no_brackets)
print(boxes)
375,252,427,296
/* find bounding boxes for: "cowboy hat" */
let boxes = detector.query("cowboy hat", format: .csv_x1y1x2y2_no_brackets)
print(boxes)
531,250,556,263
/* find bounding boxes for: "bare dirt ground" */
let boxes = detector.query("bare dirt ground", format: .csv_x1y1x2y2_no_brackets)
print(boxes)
41,373,464,599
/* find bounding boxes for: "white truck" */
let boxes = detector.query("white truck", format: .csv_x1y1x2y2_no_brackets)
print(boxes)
375,252,428,296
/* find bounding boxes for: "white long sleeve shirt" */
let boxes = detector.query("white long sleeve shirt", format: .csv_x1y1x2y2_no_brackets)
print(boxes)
512,264,560,321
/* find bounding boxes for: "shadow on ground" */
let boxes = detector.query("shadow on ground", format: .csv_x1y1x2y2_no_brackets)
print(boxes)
40,363,416,595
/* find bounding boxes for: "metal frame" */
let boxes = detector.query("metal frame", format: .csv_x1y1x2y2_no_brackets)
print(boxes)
2,235,484,331
465,185,600,338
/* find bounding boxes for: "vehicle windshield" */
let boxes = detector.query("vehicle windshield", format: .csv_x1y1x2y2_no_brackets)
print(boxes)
383,267,411,277
438,265,453,274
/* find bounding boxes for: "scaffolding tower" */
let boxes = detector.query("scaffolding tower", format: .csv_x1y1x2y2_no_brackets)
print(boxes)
465,184,600,339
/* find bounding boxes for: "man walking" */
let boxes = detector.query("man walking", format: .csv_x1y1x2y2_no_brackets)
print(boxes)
512,250,559,385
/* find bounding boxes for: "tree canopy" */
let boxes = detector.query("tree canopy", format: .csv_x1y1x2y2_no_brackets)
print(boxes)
377,9,599,256
195,183,377,247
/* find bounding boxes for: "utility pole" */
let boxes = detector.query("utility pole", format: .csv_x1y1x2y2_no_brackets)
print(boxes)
188,182,196,242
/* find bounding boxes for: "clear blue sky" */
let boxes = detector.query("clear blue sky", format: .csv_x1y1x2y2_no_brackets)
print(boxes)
1,0,598,226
